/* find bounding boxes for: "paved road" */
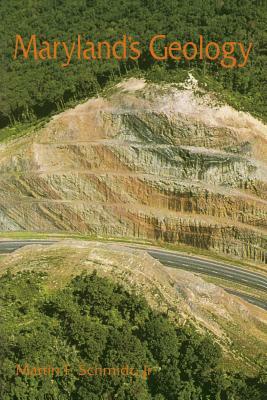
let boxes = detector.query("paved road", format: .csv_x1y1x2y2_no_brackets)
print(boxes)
224,289,267,311
146,248,267,293
1,240,267,310
0,240,56,253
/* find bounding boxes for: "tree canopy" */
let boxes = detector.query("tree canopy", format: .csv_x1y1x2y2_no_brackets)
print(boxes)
0,270,266,399
0,0,266,128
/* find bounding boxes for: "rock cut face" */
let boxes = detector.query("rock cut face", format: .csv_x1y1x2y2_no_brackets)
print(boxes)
0,76,266,263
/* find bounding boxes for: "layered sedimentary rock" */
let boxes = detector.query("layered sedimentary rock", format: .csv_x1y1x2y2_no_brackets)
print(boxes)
0,76,266,263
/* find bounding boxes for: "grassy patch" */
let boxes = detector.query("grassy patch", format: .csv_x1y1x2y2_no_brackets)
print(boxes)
0,118,49,143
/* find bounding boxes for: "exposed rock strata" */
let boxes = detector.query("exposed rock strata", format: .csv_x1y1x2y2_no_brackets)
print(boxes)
0,77,266,263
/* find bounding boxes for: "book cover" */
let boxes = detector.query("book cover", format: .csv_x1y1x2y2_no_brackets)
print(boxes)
0,1,266,398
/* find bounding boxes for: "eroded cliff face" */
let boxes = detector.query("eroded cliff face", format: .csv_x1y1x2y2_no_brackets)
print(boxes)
0,76,266,263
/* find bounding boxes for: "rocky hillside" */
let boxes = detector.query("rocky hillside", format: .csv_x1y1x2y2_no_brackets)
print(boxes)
1,240,267,368
0,76,266,263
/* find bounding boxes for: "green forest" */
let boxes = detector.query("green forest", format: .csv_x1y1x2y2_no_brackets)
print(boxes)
0,0,266,129
0,271,266,399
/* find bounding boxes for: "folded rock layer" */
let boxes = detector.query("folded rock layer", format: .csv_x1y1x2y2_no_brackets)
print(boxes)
0,77,266,263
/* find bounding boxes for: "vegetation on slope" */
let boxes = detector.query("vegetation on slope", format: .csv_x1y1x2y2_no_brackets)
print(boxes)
0,0,266,130
0,271,267,399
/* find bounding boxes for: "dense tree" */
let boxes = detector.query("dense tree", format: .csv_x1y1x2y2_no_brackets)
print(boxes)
0,0,266,129
0,271,266,399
